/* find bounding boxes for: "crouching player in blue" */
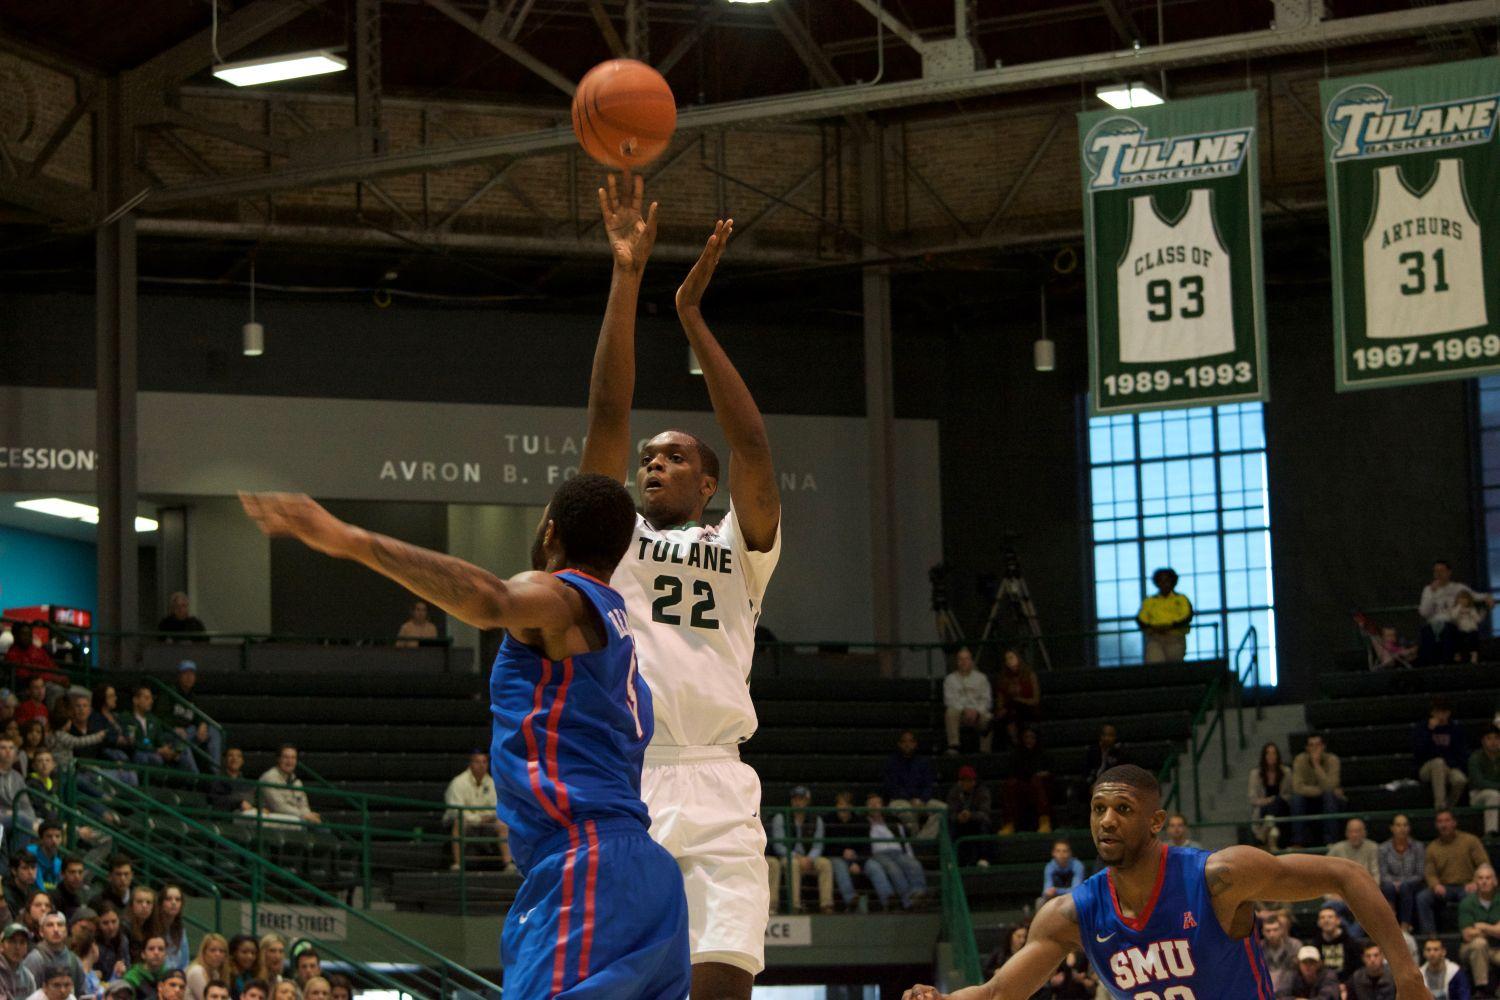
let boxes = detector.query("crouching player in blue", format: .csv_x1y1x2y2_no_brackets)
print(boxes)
241,475,690,999
904,764,1430,1000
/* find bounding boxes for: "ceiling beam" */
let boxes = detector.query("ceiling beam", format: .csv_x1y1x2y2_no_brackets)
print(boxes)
421,0,576,95
133,0,325,85
1097,0,1141,45
846,0,927,53
586,0,629,58
144,0,1500,207
655,8,716,76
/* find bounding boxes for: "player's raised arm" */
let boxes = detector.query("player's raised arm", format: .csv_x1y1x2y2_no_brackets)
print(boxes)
1204,845,1431,1000
579,172,659,481
239,492,572,633
674,219,780,551
903,894,1080,1000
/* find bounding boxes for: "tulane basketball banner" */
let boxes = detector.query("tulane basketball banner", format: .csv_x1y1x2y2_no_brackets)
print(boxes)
1322,58,1500,391
1079,90,1268,416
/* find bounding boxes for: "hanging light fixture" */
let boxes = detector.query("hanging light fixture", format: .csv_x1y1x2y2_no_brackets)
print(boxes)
243,261,264,357
1095,81,1165,109
1033,286,1055,372
208,1,345,88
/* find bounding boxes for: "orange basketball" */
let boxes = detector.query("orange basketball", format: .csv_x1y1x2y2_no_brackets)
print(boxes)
571,59,677,170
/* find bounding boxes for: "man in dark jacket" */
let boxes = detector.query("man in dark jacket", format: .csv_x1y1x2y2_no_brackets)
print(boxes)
1347,942,1396,1000
1279,946,1341,1000
945,766,994,865
0,922,35,999
1416,697,1469,811
883,731,944,840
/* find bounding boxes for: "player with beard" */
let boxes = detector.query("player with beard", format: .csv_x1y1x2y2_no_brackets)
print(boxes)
904,765,1430,1000
579,175,781,1000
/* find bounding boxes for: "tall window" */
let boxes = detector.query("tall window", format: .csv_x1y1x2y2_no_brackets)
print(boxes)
1087,402,1277,683
1478,377,1500,592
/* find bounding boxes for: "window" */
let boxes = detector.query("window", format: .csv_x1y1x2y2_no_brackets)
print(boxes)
1477,376,1500,592
1087,402,1277,683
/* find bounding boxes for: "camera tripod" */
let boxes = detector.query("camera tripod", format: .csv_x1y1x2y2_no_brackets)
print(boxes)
974,552,1052,671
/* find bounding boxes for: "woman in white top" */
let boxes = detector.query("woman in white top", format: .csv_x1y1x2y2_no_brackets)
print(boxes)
186,933,229,1000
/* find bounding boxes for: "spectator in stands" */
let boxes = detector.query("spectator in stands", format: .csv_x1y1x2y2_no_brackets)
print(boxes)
52,691,115,773
862,795,926,911
767,786,834,915
125,687,192,773
1164,814,1201,849
19,892,49,947
270,981,297,1000
158,968,188,1000
13,681,48,733
1419,561,1494,666
124,888,154,956
50,859,86,924
443,752,510,872
301,978,330,1000
0,739,38,849
290,943,319,989
24,758,60,832
185,933,228,1000
88,858,131,917
16,724,45,780
205,986,231,1000
1281,945,1341,1000
884,731,945,841
325,973,352,1000
1420,809,1492,934
0,923,36,999
992,650,1041,749
4,858,36,922
23,912,86,997
31,963,75,1000
1326,818,1381,936
225,936,258,998
88,687,133,765
1459,863,1500,997
145,886,187,972
1373,625,1417,671
4,626,65,692
254,934,285,990
1250,741,1292,848
69,923,100,1000
26,825,62,895
156,594,206,636
1347,943,1396,1000
93,904,128,982
396,601,439,649
1290,734,1345,848
1421,937,1471,1000
1045,950,1097,1000
1417,697,1470,811
238,980,270,1000
1137,568,1192,663
1470,727,1500,839
1000,727,1053,835
1083,724,1128,790
256,748,320,826
945,766,993,866
983,924,1029,981
1261,912,1304,993
123,933,167,998
1038,840,1085,911
824,792,869,913
1453,591,1490,664
942,648,992,754
1313,905,1360,981
160,663,220,773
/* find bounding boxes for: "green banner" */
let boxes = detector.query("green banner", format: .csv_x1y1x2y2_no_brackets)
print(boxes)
1080,91,1268,416
1324,58,1500,391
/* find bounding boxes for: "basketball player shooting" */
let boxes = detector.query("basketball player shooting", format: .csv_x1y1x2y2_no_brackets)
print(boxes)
904,765,1431,1000
239,479,691,999
580,172,781,1000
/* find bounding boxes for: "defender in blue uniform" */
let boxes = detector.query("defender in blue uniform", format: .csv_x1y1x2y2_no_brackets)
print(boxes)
903,765,1430,1000
241,475,690,999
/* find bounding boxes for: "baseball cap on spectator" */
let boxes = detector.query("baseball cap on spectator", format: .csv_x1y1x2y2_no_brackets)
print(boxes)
291,940,319,959
104,981,136,999
789,785,811,799
177,660,197,673
1,923,27,941
1297,946,1322,963
958,765,977,780
69,906,98,925
160,969,187,985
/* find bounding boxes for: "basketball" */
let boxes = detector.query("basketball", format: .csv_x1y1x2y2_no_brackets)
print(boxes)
571,58,677,169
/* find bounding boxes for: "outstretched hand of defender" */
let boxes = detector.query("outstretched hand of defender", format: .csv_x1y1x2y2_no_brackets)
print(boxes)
598,171,659,275
240,491,359,560
676,218,732,312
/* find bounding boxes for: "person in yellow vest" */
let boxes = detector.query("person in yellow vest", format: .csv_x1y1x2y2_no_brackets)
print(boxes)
1137,567,1193,663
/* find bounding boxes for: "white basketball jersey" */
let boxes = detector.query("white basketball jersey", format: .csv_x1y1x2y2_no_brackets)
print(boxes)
1116,187,1235,363
610,505,780,747
1362,158,1486,340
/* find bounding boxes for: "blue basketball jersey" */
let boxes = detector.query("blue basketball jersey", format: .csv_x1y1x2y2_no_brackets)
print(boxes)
488,569,654,874
1073,845,1275,1000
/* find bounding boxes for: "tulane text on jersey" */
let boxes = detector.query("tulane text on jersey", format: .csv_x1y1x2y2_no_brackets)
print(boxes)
1327,85,1500,161
1084,117,1253,191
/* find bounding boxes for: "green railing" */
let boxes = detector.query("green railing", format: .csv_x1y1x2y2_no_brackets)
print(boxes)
1163,626,1259,824
76,769,501,998
762,805,983,987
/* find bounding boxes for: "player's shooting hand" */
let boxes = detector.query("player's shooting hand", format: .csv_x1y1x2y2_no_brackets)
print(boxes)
598,171,659,275
902,986,945,1000
239,492,360,560
676,218,732,313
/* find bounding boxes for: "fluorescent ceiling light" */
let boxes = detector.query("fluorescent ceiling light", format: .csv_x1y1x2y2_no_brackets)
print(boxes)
213,50,346,87
15,499,158,533
1096,82,1165,109
725,0,775,4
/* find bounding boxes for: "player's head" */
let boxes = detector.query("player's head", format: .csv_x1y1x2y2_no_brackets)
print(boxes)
637,430,720,526
530,473,639,577
1089,764,1165,866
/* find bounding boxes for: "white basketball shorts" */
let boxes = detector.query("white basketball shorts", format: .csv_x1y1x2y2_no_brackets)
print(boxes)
641,743,768,976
